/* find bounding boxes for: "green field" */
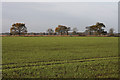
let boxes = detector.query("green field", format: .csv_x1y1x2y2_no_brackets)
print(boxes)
2,37,119,78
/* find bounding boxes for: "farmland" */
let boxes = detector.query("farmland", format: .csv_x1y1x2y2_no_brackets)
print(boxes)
2,37,119,78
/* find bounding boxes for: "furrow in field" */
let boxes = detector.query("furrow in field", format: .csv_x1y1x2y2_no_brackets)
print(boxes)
1,56,118,66
2,56,118,70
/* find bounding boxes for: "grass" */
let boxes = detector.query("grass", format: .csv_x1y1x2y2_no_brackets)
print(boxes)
2,37,119,78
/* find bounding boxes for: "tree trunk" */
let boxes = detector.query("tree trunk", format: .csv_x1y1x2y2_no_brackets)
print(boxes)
61,32,62,35
18,30,21,35
66,31,68,35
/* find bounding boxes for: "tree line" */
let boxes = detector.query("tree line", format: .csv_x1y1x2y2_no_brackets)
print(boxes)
9,22,116,36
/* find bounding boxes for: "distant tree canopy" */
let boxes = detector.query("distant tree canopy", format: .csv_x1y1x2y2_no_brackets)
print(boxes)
9,22,110,36
55,25,70,35
10,23,27,35
85,22,107,35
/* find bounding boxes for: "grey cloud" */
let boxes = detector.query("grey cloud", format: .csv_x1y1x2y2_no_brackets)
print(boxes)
2,2,118,33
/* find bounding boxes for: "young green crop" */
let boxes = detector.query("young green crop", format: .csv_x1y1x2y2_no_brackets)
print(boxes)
2,37,119,78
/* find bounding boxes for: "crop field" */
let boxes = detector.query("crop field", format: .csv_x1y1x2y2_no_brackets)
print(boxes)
2,37,119,78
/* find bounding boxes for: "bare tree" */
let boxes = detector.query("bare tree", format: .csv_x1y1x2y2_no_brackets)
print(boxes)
47,28,54,35
109,28,114,36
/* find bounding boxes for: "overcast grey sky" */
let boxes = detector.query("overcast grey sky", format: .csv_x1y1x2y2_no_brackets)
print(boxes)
2,2,118,33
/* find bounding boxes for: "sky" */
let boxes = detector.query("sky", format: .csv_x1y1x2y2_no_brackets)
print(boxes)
2,2,118,33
